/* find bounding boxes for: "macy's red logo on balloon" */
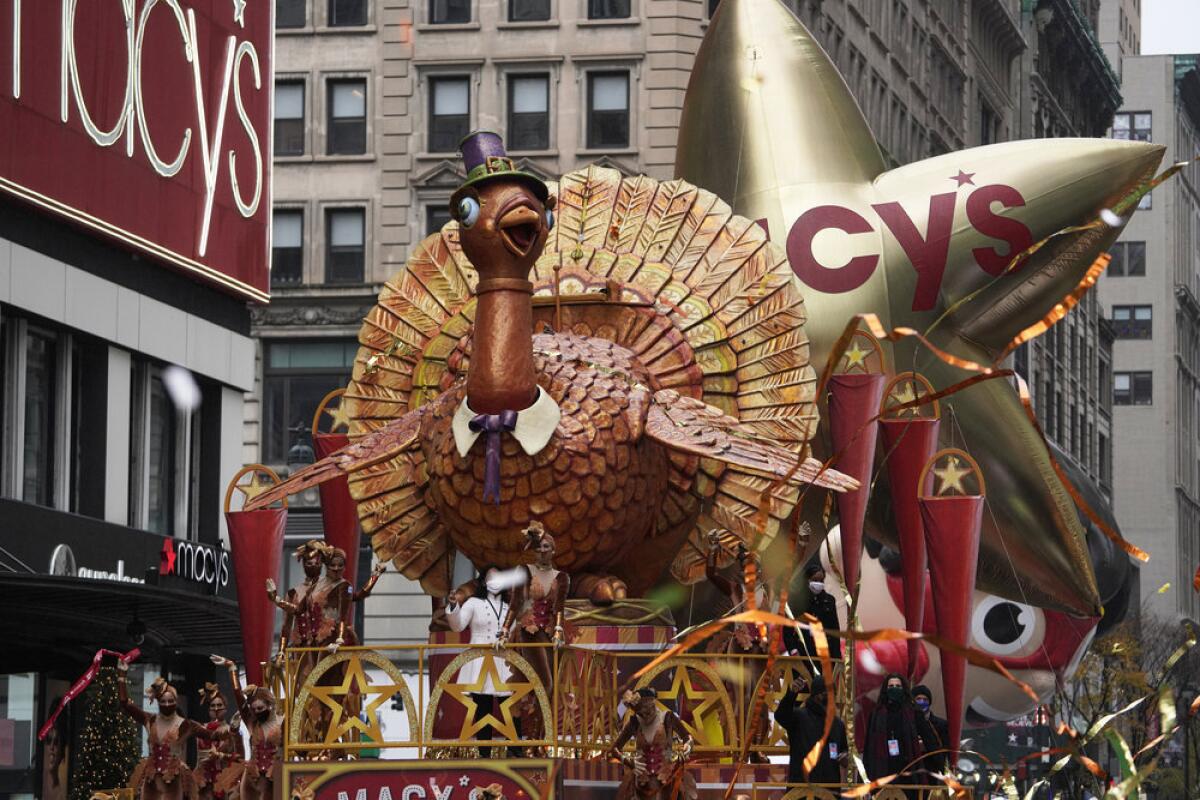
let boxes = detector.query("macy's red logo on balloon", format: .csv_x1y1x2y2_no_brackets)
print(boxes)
785,183,1033,311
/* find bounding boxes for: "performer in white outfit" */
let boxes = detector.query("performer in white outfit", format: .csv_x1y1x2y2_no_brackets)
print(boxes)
445,565,514,756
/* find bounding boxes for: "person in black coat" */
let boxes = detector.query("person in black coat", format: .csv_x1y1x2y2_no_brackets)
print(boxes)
793,564,843,662
864,673,937,790
774,674,848,786
912,684,951,776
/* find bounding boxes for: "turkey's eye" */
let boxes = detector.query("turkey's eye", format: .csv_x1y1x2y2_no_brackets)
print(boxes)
546,207,555,230
972,595,1039,656
456,196,481,227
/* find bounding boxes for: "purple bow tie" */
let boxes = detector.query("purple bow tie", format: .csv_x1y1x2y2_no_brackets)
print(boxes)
469,410,518,504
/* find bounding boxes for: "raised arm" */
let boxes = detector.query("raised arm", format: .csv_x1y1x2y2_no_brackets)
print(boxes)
705,537,738,601
266,579,299,614
212,656,249,716
774,685,798,729
553,571,569,645
352,562,387,602
115,660,149,725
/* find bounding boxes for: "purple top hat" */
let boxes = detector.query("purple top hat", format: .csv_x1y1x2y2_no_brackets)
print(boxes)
451,130,549,207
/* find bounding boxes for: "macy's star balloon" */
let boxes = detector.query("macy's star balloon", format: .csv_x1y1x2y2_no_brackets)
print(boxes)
676,0,1164,615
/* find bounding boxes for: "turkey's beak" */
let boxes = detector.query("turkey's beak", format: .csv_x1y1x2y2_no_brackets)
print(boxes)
497,203,542,257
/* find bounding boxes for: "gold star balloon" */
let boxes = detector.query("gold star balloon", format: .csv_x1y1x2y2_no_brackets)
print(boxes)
676,0,1164,615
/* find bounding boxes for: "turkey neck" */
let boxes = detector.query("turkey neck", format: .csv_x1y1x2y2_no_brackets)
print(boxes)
466,278,538,414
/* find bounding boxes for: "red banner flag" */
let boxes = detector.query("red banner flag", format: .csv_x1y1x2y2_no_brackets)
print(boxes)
314,432,362,586
226,508,287,685
920,491,984,765
879,417,940,679
828,373,886,595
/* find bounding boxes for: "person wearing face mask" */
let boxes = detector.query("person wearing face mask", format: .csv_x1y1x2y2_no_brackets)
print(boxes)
211,656,283,800
608,688,696,800
910,684,950,779
117,661,216,800
794,564,842,664
446,564,516,756
773,673,848,786
864,673,936,795
193,683,242,800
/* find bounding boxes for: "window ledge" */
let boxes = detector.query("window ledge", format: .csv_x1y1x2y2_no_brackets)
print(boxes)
274,154,314,164
497,20,560,29
509,149,560,157
275,26,315,35
577,147,637,156
314,24,379,34
416,21,482,31
576,17,640,27
314,154,378,164
416,151,465,160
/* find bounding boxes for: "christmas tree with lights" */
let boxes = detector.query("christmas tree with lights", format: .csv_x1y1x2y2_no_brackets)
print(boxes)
69,666,140,800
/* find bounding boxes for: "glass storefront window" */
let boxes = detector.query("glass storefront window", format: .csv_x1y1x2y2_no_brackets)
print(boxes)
22,331,56,507
0,673,36,772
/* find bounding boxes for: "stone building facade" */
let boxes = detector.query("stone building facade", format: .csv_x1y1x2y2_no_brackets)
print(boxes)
1100,56,1200,623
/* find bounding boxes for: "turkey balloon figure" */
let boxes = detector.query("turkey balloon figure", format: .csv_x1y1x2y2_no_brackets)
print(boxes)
248,131,858,602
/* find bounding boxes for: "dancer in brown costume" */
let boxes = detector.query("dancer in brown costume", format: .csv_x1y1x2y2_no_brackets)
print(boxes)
193,683,242,800
609,688,696,800
211,657,282,800
117,661,212,800
499,522,568,743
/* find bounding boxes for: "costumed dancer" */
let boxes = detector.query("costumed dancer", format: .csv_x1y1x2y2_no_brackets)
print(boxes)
499,522,569,743
314,547,387,652
117,661,213,800
193,683,242,800
446,565,515,756
703,530,795,760
265,540,326,681
608,688,697,800
210,657,282,800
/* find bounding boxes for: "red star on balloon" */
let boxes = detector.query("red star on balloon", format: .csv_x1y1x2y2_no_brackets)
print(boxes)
677,0,1163,613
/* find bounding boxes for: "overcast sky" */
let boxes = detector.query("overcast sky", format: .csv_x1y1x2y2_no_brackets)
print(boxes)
1142,0,1200,55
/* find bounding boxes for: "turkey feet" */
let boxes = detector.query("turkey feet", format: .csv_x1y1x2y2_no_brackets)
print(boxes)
573,574,628,606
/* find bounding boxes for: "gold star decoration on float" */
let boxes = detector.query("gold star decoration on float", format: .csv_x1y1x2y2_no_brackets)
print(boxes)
842,341,871,372
324,402,352,433
307,655,405,744
235,470,275,505
641,663,725,745
675,0,1167,614
442,654,533,742
932,457,972,496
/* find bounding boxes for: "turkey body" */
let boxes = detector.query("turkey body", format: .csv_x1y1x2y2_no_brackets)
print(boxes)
422,332,691,593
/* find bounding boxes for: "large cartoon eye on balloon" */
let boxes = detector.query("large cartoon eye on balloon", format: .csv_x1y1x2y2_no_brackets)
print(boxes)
971,596,1043,658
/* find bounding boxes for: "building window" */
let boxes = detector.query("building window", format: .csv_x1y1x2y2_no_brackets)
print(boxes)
429,77,470,153
587,72,629,149
1113,371,1152,405
508,74,550,151
129,362,199,537
430,0,471,23
1108,241,1145,276
588,0,630,18
262,341,359,464
509,0,550,20
1112,111,1151,141
1111,305,1152,339
274,81,306,157
980,96,999,145
277,0,307,28
22,329,57,507
426,205,452,236
326,208,365,283
707,0,719,17
329,0,367,25
327,80,367,155
272,209,304,286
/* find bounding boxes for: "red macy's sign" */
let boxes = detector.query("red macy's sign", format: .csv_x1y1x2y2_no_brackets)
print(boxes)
0,1,272,302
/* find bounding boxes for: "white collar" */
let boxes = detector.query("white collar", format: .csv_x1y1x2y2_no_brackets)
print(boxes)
451,387,562,459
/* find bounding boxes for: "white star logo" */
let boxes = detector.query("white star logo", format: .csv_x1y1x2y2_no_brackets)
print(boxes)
232,0,246,26
459,776,471,787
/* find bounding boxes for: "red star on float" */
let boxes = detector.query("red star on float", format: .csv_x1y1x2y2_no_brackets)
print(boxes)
160,539,176,575
950,169,976,186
